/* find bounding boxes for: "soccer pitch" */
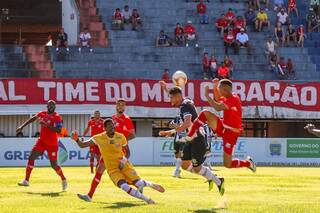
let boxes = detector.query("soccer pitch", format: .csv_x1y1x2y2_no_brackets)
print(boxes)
1,166,320,213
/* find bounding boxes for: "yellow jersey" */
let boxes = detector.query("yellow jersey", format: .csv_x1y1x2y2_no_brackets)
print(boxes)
91,132,127,171
257,12,268,21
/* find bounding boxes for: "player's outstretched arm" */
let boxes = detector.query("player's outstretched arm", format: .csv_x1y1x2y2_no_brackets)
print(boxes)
83,125,90,137
71,131,93,148
16,115,38,133
305,124,320,137
204,85,227,112
159,129,176,137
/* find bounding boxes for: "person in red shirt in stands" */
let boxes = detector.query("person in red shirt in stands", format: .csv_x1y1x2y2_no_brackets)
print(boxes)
174,23,185,46
277,56,287,78
184,21,199,47
218,63,230,79
83,110,105,173
162,69,170,82
288,0,298,17
297,25,305,47
224,29,236,54
225,8,236,24
234,16,246,34
216,14,229,37
202,52,210,79
112,8,124,30
197,0,209,24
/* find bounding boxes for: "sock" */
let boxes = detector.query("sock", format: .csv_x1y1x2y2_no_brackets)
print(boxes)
54,166,66,181
198,166,221,186
120,183,150,202
175,158,182,171
25,159,34,181
187,110,208,137
90,155,94,173
231,159,250,168
134,179,152,189
88,172,103,198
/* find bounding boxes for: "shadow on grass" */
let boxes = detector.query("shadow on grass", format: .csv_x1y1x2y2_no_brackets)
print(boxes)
26,191,64,197
190,207,227,213
97,201,144,209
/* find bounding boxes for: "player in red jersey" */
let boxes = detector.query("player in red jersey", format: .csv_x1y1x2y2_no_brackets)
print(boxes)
76,99,136,202
83,110,104,173
16,100,68,190
181,79,256,172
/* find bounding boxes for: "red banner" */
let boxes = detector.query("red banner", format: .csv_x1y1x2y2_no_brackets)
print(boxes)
0,79,319,111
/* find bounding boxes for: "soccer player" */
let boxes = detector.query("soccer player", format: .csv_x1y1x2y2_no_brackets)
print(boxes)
71,119,165,204
76,99,136,201
182,79,256,172
160,85,225,195
16,100,67,190
83,110,104,173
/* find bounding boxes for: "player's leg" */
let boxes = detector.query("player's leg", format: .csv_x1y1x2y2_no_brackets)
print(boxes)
173,142,183,177
47,145,67,191
186,110,219,138
18,149,43,186
118,179,155,204
89,146,95,174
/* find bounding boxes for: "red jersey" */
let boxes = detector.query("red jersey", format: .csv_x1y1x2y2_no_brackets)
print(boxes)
197,3,207,14
288,0,296,9
202,56,210,67
36,111,62,145
224,59,233,67
220,94,242,129
234,19,245,29
114,11,122,20
216,18,229,28
225,11,235,21
175,27,184,36
218,66,230,78
162,72,169,82
87,118,104,136
112,113,135,139
297,26,304,36
184,25,196,35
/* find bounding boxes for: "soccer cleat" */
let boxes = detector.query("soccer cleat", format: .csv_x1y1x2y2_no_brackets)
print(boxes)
217,178,225,196
150,183,165,193
18,180,29,187
173,169,181,178
146,198,156,204
62,180,68,191
247,156,257,173
77,194,92,202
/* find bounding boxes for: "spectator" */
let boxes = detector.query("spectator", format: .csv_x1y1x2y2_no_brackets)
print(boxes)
306,8,319,32
245,7,256,27
122,5,132,24
274,0,285,12
132,9,142,31
156,30,171,47
224,28,236,54
46,34,53,46
288,0,298,17
112,8,124,30
269,53,278,73
277,57,287,78
216,14,229,37
236,28,251,55
202,53,210,79
225,8,236,24
209,55,218,78
197,0,209,24
255,8,270,31
287,58,296,79
56,28,69,52
310,0,320,15
162,69,170,82
78,28,93,53
175,23,185,46
184,21,199,47
285,24,297,46
234,16,246,33
274,22,285,46
218,63,230,79
277,8,289,25
224,55,234,75
247,0,259,10
265,36,277,60
296,24,306,47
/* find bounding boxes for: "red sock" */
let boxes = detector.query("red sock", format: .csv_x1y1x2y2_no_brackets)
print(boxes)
25,159,34,181
88,172,103,198
187,110,208,137
55,166,66,180
90,154,94,173
231,159,250,168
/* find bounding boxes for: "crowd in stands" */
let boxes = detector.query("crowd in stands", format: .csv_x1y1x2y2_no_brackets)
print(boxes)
112,5,142,31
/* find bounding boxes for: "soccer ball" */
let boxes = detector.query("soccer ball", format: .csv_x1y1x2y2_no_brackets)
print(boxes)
172,70,188,87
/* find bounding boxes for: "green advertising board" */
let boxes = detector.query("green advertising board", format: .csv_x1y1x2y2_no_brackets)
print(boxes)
287,139,320,158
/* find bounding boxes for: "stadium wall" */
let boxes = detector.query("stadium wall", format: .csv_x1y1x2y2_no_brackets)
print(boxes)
1,137,320,167
62,0,80,45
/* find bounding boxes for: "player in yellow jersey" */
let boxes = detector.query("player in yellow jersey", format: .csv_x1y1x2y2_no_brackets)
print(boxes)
71,118,165,204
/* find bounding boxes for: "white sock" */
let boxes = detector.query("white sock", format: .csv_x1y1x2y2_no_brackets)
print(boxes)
134,179,152,188
198,166,221,186
120,183,149,202
175,158,182,171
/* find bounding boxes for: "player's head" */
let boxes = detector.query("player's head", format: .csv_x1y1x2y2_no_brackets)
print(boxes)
93,110,101,119
168,87,183,107
218,79,233,97
116,98,126,114
47,100,56,113
104,118,115,135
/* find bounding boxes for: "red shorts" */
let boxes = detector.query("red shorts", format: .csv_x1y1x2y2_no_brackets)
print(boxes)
215,118,240,155
32,139,58,161
90,144,101,156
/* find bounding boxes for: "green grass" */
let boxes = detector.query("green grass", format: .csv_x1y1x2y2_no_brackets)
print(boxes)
1,166,320,213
